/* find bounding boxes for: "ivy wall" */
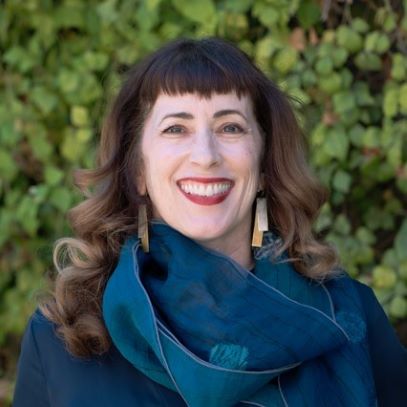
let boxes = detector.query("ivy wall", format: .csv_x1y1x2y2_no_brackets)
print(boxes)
0,0,406,403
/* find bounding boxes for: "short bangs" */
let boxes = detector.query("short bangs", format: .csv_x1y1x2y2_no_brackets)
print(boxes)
135,38,263,103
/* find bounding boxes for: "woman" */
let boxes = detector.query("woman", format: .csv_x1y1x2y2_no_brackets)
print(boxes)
13,38,406,406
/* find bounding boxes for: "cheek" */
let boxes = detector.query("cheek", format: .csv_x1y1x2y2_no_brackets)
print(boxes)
142,154,173,198
241,144,262,174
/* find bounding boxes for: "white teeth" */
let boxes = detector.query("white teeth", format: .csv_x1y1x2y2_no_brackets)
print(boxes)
179,182,232,197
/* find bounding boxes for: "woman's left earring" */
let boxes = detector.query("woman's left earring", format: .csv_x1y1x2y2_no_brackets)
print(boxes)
251,196,269,248
138,203,149,252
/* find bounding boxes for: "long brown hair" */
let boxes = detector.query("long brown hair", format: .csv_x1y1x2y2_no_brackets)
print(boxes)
40,38,339,357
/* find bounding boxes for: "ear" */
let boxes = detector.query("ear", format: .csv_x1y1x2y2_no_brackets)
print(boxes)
136,172,147,196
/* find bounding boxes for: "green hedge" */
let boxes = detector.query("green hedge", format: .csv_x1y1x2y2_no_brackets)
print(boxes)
1,0,406,403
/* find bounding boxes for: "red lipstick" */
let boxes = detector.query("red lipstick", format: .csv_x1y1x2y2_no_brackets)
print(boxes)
177,178,234,206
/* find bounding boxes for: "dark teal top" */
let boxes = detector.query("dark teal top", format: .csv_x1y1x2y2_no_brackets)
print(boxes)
13,281,406,406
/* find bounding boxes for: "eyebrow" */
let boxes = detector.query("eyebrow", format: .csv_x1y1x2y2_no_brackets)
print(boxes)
159,109,247,125
159,112,194,124
213,109,247,121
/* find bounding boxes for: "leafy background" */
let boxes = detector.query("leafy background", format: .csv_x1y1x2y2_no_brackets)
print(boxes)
0,0,406,404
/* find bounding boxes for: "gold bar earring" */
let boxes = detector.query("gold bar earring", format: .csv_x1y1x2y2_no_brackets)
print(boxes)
251,197,268,248
138,204,149,253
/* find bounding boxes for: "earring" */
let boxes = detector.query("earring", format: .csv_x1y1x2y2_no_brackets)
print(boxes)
138,203,149,252
252,196,268,248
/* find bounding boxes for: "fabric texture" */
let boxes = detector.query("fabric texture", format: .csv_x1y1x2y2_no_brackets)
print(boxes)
102,222,377,407
13,281,407,406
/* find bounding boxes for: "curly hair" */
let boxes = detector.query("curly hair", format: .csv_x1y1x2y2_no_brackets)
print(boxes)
40,37,339,358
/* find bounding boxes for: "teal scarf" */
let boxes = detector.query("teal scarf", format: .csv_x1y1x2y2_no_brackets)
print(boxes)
103,223,377,406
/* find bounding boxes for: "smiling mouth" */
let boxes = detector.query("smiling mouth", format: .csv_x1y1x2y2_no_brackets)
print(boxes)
177,178,234,205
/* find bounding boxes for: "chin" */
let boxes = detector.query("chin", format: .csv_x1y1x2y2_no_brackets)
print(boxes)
178,222,233,244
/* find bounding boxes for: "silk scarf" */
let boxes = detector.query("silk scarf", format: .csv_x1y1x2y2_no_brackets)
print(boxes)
103,223,377,406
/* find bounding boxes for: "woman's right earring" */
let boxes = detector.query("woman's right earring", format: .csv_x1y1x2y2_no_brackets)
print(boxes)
251,197,268,248
138,204,149,253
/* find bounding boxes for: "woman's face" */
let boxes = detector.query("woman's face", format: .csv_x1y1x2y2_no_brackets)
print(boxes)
138,92,263,254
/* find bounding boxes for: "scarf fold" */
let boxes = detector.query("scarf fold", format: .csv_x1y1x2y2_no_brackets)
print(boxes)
103,223,377,406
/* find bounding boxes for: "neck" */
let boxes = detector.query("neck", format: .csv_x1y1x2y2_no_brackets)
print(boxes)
150,220,255,270
194,231,254,270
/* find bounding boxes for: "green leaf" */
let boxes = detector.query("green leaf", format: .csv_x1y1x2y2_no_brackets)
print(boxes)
96,0,119,23
253,2,279,27
351,18,370,33
29,184,49,204
355,227,376,245
314,203,332,233
354,82,374,106
332,170,352,193
224,0,253,12
0,148,18,181
0,209,14,248
375,7,397,32
255,35,280,67
54,4,85,28
394,219,407,261
365,31,390,54
159,22,184,40
49,187,73,212
65,73,103,105
331,47,348,67
16,196,39,236
273,48,298,74
315,56,333,75
336,26,363,53
31,87,58,115
383,248,399,269
391,54,407,81
318,72,341,94
44,166,64,186
373,265,397,288
0,120,22,147
28,132,53,161
386,134,402,169
389,296,407,318
71,106,90,127
354,52,382,71
399,261,407,280
301,69,317,87
399,84,407,114
362,127,380,148
82,51,109,71
333,214,351,235
76,128,93,142
57,69,80,94
3,46,36,72
297,0,321,29
349,124,364,146
117,45,141,65
171,0,215,24
383,87,399,117
324,126,349,161
333,91,356,114
61,129,90,162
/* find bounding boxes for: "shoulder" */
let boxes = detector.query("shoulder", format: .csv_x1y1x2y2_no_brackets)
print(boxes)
15,310,186,406
13,310,57,407
326,271,390,322
20,309,70,367
349,279,407,406
343,277,402,347
25,309,58,343
350,279,382,312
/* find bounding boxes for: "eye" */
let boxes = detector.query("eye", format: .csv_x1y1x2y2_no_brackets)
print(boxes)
162,125,186,134
221,123,245,134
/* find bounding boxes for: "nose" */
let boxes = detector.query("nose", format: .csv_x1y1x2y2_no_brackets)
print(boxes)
189,129,221,168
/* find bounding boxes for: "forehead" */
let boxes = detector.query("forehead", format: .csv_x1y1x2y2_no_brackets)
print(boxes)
148,92,254,119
